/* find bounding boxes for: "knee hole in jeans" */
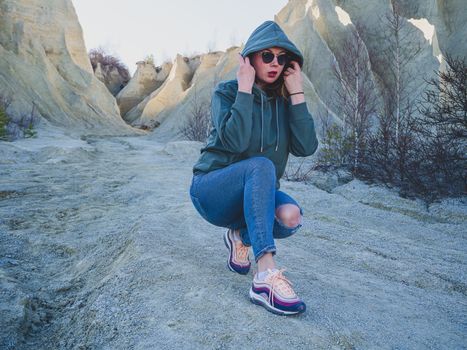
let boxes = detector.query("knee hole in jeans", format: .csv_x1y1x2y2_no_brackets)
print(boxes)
275,204,302,228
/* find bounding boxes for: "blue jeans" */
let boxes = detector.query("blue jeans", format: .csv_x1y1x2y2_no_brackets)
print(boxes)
189,156,304,262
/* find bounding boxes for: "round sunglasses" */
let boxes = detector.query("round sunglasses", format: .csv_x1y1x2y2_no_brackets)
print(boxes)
261,51,289,66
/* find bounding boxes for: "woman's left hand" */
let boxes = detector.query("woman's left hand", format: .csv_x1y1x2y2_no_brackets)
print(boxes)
283,61,303,94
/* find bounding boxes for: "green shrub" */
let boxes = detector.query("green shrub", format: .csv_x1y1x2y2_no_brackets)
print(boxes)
318,124,352,170
0,95,38,141
23,119,37,138
0,104,8,141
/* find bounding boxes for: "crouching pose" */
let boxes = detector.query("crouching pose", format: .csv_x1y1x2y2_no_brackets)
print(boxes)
189,21,318,315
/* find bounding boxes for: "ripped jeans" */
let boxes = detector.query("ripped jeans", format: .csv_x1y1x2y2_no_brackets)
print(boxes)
189,156,304,262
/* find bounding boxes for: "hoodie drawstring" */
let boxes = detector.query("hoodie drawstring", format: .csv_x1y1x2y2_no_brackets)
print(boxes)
275,98,279,151
259,94,280,153
260,94,264,153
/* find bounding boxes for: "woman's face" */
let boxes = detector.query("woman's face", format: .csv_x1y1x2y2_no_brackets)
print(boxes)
251,47,287,89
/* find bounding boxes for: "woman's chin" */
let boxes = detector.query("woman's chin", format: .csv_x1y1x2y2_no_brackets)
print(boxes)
257,76,279,87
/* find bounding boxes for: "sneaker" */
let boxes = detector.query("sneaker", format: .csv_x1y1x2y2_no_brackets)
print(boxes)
249,268,306,315
223,229,251,275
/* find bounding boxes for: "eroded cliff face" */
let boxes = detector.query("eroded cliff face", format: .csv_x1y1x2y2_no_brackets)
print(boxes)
395,0,467,60
124,54,203,127
0,0,140,136
117,61,172,120
2,0,457,140
275,0,443,121
125,0,456,141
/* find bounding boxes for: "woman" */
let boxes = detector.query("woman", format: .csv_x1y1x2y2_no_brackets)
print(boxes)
189,21,318,316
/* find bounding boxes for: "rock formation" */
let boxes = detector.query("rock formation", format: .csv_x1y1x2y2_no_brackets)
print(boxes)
124,54,202,126
275,0,439,123
0,0,140,136
116,61,172,119
1,0,461,141
395,0,467,61
147,50,226,140
149,0,462,141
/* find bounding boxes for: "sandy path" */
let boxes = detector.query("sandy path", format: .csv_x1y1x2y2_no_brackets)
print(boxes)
0,132,465,349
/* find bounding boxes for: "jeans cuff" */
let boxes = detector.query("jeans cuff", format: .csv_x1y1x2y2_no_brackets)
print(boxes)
254,245,276,263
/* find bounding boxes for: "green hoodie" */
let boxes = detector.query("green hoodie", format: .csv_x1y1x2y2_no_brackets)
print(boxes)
192,21,318,189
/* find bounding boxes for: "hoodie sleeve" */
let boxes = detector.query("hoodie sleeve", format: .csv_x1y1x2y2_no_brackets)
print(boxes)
211,82,254,153
288,101,319,157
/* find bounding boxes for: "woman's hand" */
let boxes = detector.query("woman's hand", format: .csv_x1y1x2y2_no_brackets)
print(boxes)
284,61,305,104
283,61,303,94
237,54,255,94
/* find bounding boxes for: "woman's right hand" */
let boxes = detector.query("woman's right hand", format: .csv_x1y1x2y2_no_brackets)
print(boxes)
237,54,255,94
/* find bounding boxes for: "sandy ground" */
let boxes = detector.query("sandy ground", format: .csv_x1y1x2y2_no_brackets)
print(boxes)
0,130,466,349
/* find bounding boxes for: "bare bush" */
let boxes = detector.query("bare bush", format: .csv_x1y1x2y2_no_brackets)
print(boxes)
0,94,12,140
284,158,315,182
0,94,39,141
363,54,466,200
89,47,130,81
179,88,211,142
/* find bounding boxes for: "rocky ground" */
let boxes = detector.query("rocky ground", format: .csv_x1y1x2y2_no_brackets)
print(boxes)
0,128,466,349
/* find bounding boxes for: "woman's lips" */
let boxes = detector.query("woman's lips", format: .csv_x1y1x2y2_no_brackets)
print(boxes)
267,71,278,77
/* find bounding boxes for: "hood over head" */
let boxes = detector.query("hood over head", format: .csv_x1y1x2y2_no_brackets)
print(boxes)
240,21,304,154
240,21,303,67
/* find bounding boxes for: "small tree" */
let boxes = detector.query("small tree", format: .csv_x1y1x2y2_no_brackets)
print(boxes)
331,24,377,174
373,0,423,142
364,0,423,187
416,54,467,197
418,54,467,140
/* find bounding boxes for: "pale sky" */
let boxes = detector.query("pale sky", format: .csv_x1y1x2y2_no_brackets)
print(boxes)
72,0,288,75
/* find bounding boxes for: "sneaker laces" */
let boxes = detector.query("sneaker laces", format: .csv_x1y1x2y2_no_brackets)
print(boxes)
235,241,250,262
265,269,296,304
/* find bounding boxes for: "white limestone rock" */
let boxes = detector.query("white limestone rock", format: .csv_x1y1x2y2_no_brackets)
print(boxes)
117,61,172,119
125,54,201,126
0,0,140,136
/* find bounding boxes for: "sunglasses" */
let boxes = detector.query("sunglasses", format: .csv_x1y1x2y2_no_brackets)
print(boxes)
261,51,289,66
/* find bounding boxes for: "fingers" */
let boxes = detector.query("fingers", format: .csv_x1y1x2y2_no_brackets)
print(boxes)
283,61,301,76
237,53,244,65
285,61,299,72
290,60,300,69
238,53,252,66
